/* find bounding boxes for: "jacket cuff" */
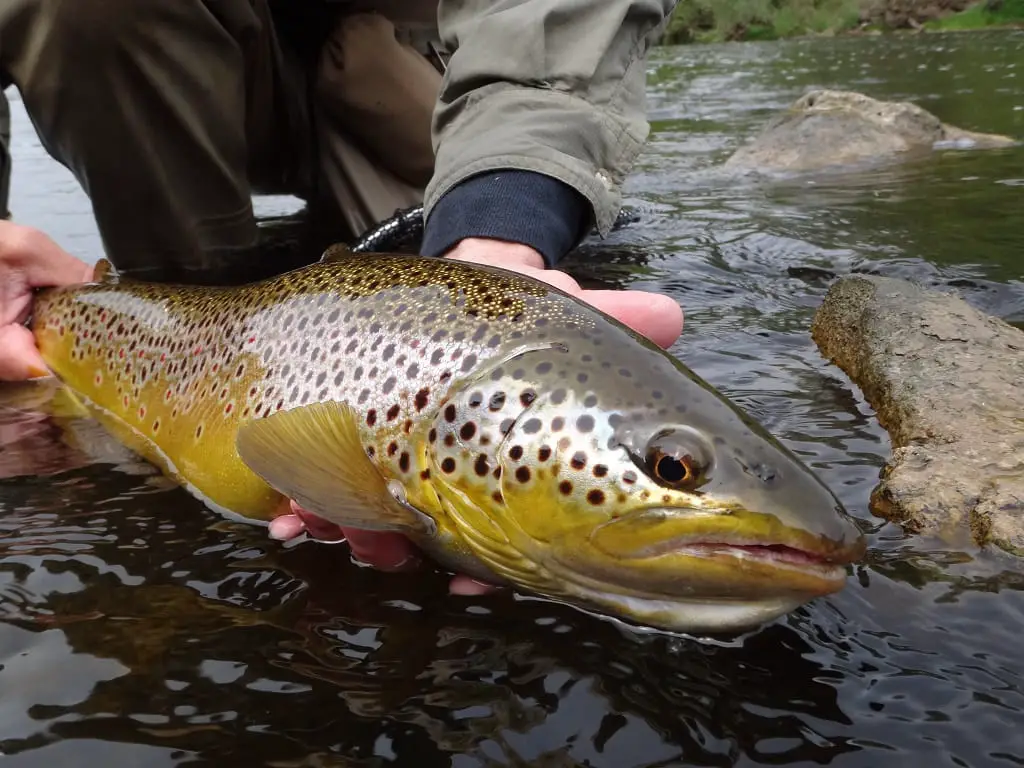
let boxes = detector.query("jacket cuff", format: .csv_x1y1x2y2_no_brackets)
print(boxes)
420,170,591,267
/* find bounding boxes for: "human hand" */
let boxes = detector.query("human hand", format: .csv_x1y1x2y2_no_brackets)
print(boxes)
270,237,685,594
0,222,95,381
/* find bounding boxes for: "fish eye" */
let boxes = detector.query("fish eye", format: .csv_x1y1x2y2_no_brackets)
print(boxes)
641,429,713,491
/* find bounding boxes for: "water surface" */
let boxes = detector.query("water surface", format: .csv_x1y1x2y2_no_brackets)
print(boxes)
2,30,1023,767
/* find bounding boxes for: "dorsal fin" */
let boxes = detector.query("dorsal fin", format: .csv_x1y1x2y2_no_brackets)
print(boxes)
320,244,354,263
92,258,120,285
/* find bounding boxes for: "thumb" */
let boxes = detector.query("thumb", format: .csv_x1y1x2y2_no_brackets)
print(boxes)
0,222,94,288
0,325,50,381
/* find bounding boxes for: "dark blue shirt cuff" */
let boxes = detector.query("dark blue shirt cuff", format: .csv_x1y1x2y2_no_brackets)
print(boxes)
420,170,591,267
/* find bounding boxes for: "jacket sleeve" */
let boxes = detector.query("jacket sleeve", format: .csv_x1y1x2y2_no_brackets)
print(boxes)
425,0,678,239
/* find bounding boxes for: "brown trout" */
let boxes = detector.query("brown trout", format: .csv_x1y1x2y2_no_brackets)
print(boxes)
30,248,866,634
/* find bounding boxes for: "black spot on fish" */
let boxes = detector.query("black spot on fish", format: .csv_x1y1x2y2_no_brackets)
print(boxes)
623,470,637,484
515,466,531,483
460,422,477,441
441,458,456,474
587,489,605,505
522,418,542,435
399,452,410,473
474,455,489,476
559,480,573,495
488,392,506,411
538,446,552,462
387,404,400,421
577,415,595,433
593,464,608,478
520,389,536,407
509,445,524,461
570,452,587,470
366,409,377,427
444,404,457,422
387,442,398,456
415,388,430,411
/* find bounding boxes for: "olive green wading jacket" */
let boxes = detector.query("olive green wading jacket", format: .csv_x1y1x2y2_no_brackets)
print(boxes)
412,0,678,236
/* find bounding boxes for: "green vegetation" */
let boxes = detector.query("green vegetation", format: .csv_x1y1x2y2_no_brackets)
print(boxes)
662,0,1024,44
924,0,1024,29
663,0,863,43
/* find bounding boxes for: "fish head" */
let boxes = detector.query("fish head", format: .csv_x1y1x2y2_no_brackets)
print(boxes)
427,333,866,635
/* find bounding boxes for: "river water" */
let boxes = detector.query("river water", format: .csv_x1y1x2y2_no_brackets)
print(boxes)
2,29,1023,768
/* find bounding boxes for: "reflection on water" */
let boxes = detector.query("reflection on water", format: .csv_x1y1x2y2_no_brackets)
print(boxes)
2,29,1024,767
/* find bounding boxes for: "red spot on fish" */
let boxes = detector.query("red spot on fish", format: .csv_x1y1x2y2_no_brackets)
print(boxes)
138,407,146,419
138,350,144,358
193,346,203,355
160,353,166,362
248,336,256,344
225,403,233,415
410,339,420,349
118,349,125,359
122,396,129,407
94,374,101,385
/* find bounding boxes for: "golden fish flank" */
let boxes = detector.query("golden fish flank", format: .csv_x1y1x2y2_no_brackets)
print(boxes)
31,249,866,634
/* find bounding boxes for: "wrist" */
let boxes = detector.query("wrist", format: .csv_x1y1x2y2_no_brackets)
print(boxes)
443,238,545,270
420,170,591,268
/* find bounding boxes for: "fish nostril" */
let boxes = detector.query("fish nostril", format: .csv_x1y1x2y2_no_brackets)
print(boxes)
739,459,779,485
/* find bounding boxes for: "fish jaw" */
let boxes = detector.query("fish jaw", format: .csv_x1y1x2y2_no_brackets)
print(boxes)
539,505,866,634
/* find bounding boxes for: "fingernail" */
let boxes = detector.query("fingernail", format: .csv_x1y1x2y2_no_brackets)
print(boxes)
26,365,50,379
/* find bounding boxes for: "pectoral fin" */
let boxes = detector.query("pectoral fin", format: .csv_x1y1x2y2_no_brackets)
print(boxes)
236,401,433,535
319,244,354,263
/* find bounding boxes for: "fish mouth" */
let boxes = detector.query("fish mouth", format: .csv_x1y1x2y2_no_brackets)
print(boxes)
545,506,866,608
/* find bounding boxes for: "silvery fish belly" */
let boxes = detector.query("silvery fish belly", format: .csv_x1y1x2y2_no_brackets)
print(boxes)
31,248,866,634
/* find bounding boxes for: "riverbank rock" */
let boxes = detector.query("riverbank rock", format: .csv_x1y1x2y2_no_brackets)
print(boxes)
811,275,1024,556
724,90,1017,172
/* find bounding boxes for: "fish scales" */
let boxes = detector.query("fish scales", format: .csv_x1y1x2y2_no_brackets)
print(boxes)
30,251,866,634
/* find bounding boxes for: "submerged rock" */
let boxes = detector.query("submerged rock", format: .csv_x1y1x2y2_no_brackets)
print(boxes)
725,90,1017,173
811,275,1024,556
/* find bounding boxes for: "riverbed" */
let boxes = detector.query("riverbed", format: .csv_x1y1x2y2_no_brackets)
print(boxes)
2,29,1023,767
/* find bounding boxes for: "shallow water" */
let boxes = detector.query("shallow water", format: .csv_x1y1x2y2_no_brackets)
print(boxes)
3,29,1024,767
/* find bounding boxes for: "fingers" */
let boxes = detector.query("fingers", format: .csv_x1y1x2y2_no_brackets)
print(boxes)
582,289,685,350
0,325,50,381
0,222,94,287
341,528,421,572
448,575,500,596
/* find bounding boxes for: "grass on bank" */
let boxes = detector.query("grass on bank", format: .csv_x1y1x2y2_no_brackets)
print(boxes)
663,0,1024,44
924,0,1024,29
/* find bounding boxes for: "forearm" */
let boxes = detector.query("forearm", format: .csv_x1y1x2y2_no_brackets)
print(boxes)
422,0,677,265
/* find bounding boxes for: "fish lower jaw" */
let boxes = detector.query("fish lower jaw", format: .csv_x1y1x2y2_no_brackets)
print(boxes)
558,584,811,636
